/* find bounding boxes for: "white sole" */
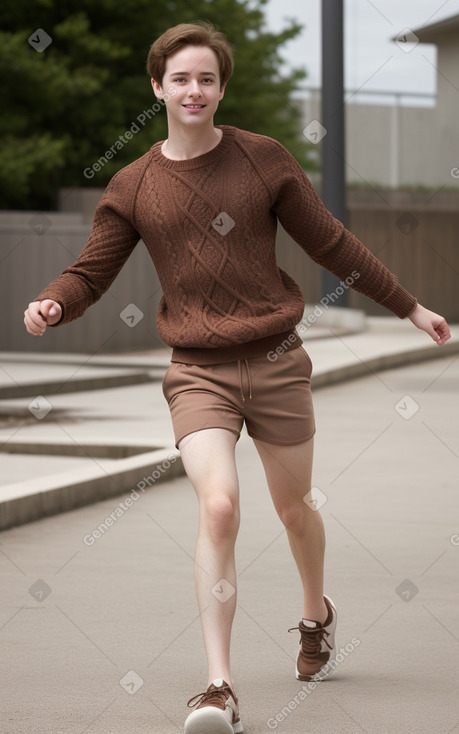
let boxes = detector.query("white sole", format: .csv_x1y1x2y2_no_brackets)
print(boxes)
184,707,243,734
295,662,334,681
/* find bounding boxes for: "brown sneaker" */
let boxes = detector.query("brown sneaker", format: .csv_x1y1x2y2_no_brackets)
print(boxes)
288,595,337,681
184,678,243,734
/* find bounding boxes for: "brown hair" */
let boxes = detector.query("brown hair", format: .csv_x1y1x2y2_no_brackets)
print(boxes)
146,22,234,88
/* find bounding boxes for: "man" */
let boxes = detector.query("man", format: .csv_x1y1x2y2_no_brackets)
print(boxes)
24,22,450,734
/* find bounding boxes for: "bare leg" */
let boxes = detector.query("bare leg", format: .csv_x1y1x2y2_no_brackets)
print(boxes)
178,428,240,691
252,436,328,623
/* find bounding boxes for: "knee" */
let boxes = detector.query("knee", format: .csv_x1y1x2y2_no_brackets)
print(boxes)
276,500,307,535
200,492,240,540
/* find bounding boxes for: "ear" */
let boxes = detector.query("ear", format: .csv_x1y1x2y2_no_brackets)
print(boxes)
151,78,164,99
218,82,227,101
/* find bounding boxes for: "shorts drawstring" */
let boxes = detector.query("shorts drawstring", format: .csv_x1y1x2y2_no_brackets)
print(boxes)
237,358,253,402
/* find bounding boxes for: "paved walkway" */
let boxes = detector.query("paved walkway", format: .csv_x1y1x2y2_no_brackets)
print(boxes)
1,317,459,733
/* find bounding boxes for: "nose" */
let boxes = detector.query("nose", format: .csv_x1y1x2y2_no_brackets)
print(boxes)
188,79,202,96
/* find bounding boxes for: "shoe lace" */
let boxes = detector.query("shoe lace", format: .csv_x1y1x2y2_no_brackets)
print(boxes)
187,684,232,710
288,625,332,656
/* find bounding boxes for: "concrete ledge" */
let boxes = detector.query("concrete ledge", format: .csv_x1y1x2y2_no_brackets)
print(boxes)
310,338,459,389
304,304,366,330
0,439,162,459
0,447,184,531
302,305,366,340
0,351,172,368
0,370,159,400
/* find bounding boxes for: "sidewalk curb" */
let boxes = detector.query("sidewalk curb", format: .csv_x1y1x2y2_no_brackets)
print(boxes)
309,339,459,389
0,448,183,532
0,370,158,400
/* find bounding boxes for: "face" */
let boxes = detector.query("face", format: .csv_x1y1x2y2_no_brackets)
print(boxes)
152,45,226,129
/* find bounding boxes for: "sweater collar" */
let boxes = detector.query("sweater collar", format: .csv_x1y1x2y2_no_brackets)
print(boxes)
149,125,237,171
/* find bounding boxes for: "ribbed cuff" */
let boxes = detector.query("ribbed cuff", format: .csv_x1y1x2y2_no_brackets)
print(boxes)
379,286,417,319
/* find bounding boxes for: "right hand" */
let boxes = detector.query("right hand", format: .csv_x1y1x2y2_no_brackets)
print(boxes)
24,299,62,336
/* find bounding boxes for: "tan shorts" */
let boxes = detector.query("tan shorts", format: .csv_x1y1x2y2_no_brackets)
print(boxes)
161,345,316,449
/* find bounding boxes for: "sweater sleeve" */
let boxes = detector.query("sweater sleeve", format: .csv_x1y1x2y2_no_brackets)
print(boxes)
267,141,417,319
34,169,141,326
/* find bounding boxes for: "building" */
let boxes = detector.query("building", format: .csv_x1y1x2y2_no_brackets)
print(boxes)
301,13,459,190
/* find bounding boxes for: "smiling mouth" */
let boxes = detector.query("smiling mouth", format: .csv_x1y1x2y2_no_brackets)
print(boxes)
183,104,206,108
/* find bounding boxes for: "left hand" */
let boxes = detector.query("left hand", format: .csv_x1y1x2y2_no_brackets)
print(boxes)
408,303,451,345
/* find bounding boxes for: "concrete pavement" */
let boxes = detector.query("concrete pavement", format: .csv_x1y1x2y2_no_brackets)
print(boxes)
1,316,459,733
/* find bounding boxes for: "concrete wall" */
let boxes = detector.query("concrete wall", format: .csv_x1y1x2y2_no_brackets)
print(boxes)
1,208,165,355
345,190,459,319
276,188,459,323
301,92,457,189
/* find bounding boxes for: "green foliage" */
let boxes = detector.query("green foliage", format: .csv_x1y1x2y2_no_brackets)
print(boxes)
0,0,314,209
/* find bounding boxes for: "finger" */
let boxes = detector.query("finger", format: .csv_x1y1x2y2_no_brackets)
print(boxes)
26,301,45,318
435,319,450,337
39,299,54,319
24,315,45,336
28,307,47,329
436,329,451,345
47,303,62,323
434,321,451,345
24,309,46,335
24,316,44,336
41,300,62,324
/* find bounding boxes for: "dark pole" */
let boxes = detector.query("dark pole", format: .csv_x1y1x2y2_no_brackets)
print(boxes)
321,0,348,305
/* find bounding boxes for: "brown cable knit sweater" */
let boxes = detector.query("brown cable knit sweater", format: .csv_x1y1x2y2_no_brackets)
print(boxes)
35,125,417,364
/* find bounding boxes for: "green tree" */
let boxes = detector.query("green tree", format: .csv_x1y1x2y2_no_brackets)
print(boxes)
0,0,313,209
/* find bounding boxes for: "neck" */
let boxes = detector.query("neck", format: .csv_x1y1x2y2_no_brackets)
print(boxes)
162,120,222,160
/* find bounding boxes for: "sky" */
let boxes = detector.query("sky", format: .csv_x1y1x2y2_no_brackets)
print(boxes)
263,0,459,102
